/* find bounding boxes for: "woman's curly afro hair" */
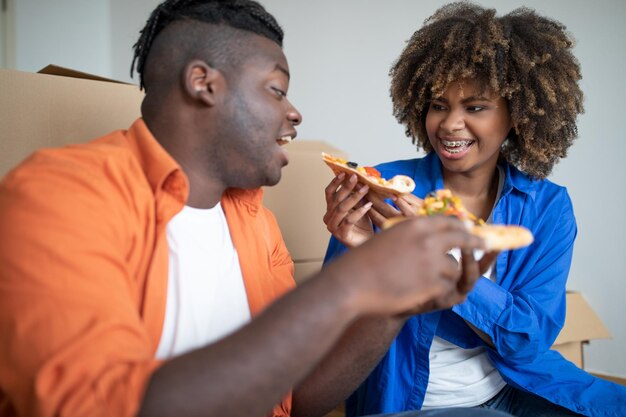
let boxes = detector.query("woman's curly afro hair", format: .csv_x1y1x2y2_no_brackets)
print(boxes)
390,2,584,178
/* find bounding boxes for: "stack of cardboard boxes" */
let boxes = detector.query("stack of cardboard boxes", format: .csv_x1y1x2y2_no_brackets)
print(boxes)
0,66,611,375
0,66,144,178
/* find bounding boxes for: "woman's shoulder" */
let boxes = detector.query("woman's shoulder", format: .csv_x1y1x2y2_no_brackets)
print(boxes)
506,164,573,211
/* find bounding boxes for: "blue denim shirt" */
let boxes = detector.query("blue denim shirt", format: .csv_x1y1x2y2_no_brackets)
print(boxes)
324,152,626,417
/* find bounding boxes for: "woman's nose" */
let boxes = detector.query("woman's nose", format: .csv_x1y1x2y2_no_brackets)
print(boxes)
440,109,464,132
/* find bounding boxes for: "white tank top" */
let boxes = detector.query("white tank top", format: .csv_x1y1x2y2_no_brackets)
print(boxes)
155,203,251,359
422,166,506,408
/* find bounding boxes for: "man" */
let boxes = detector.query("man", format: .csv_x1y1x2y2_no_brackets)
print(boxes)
0,1,501,416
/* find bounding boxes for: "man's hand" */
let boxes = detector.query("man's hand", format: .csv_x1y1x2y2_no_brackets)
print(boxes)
325,215,487,317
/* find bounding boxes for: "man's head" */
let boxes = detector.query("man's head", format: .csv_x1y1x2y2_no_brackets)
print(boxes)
131,0,284,91
130,0,302,199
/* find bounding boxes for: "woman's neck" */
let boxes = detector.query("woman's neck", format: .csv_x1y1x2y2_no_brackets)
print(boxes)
442,166,500,221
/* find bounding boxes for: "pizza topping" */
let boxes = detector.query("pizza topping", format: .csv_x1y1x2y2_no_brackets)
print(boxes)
332,156,348,165
419,189,483,225
362,166,382,178
413,189,533,250
381,188,534,250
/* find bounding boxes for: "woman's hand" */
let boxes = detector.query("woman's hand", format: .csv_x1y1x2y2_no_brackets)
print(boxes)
367,192,423,229
323,173,374,247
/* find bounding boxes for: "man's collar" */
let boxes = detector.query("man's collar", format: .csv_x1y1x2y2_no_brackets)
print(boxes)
126,118,188,205
126,118,268,213
224,188,265,214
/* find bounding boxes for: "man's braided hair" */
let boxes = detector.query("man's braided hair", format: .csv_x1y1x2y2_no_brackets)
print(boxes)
131,0,283,90
390,2,584,178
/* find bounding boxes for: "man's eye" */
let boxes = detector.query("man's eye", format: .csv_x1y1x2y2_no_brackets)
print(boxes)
271,87,287,98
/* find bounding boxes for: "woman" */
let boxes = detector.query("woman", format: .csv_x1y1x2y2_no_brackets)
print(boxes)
323,3,625,417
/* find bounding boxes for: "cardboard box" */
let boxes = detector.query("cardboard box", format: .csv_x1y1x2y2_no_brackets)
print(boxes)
263,140,347,283
553,291,611,368
0,65,144,177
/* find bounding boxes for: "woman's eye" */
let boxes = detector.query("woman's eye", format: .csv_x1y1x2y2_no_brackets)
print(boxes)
430,103,446,111
467,105,485,112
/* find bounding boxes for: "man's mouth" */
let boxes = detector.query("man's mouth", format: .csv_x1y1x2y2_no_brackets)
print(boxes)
441,139,474,154
277,135,293,146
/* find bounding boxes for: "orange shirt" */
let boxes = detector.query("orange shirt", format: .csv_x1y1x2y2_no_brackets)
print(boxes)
0,119,295,417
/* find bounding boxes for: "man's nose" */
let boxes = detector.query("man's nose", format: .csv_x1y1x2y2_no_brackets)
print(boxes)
287,101,302,126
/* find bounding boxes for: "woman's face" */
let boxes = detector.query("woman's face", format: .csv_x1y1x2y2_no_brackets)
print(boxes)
425,79,512,176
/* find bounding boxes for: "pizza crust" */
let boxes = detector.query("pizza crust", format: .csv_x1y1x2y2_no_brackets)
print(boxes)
470,224,534,251
382,217,534,251
322,152,415,196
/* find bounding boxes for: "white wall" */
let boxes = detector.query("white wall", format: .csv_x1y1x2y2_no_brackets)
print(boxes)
13,0,110,74
7,0,626,378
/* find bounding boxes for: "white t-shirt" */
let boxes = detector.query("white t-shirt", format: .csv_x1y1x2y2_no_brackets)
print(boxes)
155,203,251,360
421,259,506,408
422,166,506,408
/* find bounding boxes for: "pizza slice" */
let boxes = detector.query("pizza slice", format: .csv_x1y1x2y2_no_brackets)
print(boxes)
321,152,415,196
383,189,534,251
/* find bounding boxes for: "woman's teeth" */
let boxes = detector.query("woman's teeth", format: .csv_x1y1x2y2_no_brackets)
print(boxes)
442,139,473,154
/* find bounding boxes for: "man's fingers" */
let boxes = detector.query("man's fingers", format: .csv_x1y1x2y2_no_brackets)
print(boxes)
439,253,463,282
458,249,480,294
423,224,485,252
478,251,499,275
422,215,478,234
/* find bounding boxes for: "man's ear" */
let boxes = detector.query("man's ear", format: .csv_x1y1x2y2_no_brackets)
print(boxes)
183,59,222,107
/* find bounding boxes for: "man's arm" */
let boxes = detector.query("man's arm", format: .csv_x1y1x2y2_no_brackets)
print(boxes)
139,217,485,417
291,315,405,417
138,263,360,417
290,247,495,417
